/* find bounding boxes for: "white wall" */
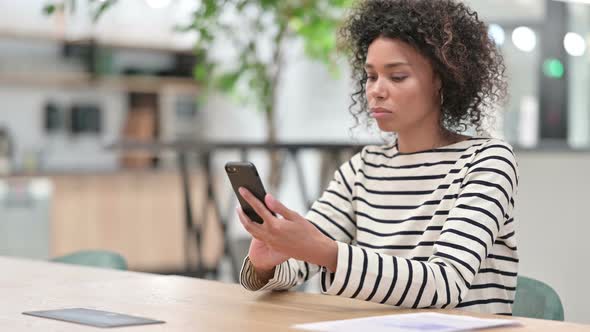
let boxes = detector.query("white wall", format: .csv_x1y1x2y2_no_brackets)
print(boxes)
0,86,125,171
515,152,590,323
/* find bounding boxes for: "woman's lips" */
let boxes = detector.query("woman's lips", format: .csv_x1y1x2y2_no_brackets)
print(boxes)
370,107,393,118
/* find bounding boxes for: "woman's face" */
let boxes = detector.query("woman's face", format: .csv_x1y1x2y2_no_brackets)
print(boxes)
365,37,442,133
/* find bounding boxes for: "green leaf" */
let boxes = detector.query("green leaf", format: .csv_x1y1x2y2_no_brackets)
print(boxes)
215,70,242,93
93,0,114,22
193,62,214,83
43,4,57,15
328,0,355,7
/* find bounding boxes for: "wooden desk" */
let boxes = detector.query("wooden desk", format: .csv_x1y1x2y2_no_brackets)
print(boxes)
2,257,589,331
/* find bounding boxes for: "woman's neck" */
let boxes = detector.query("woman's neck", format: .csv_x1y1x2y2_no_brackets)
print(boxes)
396,128,466,154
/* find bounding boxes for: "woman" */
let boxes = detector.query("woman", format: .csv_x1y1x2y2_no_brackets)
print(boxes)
237,0,518,315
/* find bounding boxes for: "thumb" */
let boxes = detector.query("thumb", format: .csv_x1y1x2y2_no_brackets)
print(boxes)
265,194,299,221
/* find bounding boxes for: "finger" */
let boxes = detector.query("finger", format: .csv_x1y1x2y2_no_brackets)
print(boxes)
236,207,265,239
265,194,300,221
239,187,276,222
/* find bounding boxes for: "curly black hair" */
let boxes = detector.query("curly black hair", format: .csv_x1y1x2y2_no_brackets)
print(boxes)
339,0,507,134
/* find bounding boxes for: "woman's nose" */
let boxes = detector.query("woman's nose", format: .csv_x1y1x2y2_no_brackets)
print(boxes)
368,78,387,100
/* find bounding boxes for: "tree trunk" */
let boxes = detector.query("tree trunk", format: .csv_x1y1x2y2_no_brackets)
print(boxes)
265,105,283,192
265,23,288,192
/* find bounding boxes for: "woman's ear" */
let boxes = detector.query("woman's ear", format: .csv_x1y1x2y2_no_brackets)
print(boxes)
433,74,443,102
433,72,442,93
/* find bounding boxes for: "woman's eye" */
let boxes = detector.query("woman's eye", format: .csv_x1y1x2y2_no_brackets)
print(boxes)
391,76,407,82
367,75,377,82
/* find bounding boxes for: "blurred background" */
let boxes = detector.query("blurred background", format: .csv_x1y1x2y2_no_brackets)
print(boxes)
0,0,589,324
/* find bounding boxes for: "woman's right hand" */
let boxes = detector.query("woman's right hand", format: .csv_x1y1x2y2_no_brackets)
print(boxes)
247,237,289,275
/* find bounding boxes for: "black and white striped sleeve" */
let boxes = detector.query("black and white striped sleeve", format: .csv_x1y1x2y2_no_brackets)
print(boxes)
240,152,361,291
319,141,518,308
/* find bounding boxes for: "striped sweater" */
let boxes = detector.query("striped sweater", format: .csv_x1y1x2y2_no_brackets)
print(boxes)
240,137,519,315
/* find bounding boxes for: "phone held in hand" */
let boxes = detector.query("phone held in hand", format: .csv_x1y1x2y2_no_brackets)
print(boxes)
225,161,271,224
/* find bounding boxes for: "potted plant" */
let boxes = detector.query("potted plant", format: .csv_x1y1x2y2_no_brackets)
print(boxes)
45,0,353,188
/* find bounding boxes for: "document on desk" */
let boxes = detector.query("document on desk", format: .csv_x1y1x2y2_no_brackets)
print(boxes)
293,312,521,332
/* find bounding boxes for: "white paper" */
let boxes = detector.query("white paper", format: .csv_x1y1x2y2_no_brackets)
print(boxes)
293,312,521,332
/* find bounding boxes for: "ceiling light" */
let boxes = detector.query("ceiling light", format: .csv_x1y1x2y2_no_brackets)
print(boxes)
488,24,505,46
564,32,586,56
512,26,537,52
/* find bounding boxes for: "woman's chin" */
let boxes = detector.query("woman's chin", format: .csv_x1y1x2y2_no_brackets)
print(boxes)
375,121,398,133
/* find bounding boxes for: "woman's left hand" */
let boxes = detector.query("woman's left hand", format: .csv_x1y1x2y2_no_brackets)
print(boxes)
237,187,338,271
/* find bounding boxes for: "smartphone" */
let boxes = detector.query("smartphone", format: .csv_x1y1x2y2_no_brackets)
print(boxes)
225,161,271,224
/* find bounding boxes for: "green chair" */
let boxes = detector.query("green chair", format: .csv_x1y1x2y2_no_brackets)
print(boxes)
51,250,128,271
513,276,564,321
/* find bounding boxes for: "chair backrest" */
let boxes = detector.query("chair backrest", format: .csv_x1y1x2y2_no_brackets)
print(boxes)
513,276,564,321
51,250,128,270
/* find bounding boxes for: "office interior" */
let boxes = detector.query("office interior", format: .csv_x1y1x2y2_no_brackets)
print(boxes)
0,0,589,325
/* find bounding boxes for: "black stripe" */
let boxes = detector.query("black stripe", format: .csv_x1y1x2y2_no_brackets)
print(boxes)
357,241,435,250
317,199,355,226
358,227,424,237
441,229,489,257
456,282,463,303
412,256,430,262
426,265,438,307
309,209,353,240
456,204,499,231
336,245,354,296
433,252,474,284
497,313,513,316
470,283,516,291
366,254,383,301
286,260,292,287
504,217,514,226
469,155,517,181
439,265,451,308
356,211,433,224
355,181,451,196
436,241,482,262
479,144,515,157
498,231,515,240
412,262,428,308
430,291,438,307
337,168,352,195
458,192,505,218
487,254,519,263
348,160,357,175
303,261,310,281
353,195,458,210
395,259,413,306
307,219,336,241
494,240,517,251
469,167,514,190
365,141,485,158
365,141,508,161
478,268,517,277
456,298,514,308
461,180,510,204
351,249,369,299
363,140,490,165
359,169,447,181
325,189,350,204
445,217,494,243
366,148,466,159
362,157,457,170
380,257,398,304
321,269,328,292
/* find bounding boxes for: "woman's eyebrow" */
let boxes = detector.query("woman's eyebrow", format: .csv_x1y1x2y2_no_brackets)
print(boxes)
364,62,411,69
